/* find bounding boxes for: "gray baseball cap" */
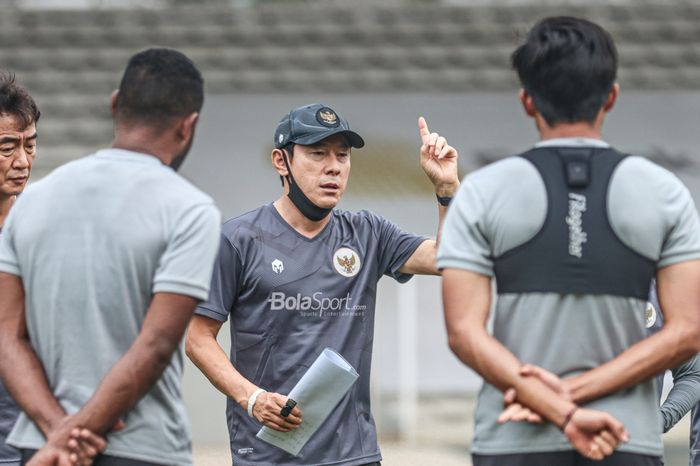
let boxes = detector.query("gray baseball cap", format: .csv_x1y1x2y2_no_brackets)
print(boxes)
274,103,365,149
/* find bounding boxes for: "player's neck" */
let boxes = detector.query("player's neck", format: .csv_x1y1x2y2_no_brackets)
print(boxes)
536,114,604,141
538,124,603,141
0,195,16,229
273,196,332,239
112,127,174,166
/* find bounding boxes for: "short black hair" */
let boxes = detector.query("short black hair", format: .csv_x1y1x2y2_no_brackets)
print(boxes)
115,48,204,130
0,73,40,129
511,16,618,126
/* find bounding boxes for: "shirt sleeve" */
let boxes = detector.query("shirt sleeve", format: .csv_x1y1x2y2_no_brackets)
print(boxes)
0,206,21,276
195,231,243,322
152,202,221,301
661,353,700,433
371,212,426,283
658,179,700,268
649,280,700,433
437,178,493,275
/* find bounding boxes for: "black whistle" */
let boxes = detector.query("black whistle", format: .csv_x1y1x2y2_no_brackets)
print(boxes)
280,398,297,417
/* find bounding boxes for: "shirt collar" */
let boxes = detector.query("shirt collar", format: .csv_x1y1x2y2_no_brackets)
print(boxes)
534,138,610,149
94,148,165,166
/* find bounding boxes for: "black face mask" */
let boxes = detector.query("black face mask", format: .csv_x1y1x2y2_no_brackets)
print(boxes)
281,149,332,222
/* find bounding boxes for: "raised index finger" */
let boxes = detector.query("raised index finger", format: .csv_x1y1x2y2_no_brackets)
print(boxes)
418,116,430,144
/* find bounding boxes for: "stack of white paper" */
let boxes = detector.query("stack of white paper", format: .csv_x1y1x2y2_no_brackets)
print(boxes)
256,347,359,456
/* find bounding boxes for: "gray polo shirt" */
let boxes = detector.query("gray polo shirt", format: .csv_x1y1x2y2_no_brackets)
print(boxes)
438,138,700,456
0,149,221,465
196,204,425,466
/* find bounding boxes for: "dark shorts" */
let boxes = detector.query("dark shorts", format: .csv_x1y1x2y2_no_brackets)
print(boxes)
21,449,166,466
473,451,662,466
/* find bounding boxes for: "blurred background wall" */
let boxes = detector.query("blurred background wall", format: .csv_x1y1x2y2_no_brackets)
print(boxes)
5,0,700,464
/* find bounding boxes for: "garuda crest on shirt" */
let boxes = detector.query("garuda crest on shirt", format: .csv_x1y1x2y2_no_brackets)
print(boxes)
337,254,356,274
645,301,657,328
333,247,361,277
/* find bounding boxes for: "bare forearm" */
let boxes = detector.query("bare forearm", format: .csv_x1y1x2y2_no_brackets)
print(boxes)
567,325,698,403
70,293,197,435
443,269,574,426
448,327,573,427
568,261,700,403
435,206,448,253
186,333,256,408
399,180,459,276
0,273,65,436
435,182,458,250
70,333,178,434
398,204,451,276
0,337,65,436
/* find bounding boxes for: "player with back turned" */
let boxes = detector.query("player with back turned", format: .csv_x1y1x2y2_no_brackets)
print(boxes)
440,16,700,466
0,48,221,466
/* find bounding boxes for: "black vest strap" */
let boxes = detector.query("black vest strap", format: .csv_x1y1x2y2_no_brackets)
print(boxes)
493,146,655,299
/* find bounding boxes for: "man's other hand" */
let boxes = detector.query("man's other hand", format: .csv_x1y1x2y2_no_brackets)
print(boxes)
564,408,629,460
39,416,107,466
498,364,573,424
252,391,303,432
26,445,71,466
67,427,108,465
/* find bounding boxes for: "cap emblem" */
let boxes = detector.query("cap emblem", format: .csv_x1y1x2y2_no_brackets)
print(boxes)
316,107,340,127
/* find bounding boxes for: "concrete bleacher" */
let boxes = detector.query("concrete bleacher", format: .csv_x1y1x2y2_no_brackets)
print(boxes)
1,0,698,178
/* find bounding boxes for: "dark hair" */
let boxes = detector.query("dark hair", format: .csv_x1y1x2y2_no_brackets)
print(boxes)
511,16,618,126
115,48,203,129
0,73,40,129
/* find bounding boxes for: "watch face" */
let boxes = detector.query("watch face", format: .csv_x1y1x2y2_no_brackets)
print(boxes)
436,195,452,206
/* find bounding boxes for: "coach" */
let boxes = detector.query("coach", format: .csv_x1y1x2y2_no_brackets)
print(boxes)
186,103,458,466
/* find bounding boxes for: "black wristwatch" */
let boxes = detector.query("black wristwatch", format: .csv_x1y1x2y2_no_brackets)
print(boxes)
436,194,452,206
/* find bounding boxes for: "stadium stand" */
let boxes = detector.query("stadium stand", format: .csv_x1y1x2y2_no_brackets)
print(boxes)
2,0,699,177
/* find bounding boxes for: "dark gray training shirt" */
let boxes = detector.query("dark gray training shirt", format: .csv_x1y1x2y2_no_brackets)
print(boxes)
196,204,425,466
647,284,700,466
